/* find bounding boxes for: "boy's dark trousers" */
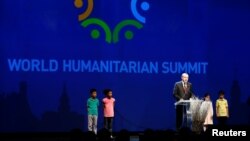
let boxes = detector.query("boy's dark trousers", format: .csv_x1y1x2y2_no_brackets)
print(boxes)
104,117,113,133
217,116,228,126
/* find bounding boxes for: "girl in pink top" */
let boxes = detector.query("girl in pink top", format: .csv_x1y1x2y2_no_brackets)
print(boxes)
102,89,115,137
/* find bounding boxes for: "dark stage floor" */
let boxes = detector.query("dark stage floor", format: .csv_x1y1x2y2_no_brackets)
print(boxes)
0,125,249,141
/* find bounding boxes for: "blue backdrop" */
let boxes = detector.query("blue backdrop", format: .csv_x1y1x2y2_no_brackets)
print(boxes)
0,0,250,132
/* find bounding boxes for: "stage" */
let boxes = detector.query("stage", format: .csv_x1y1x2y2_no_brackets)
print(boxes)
0,125,249,141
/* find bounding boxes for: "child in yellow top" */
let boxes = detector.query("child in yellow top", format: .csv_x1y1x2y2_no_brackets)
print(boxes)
216,90,229,126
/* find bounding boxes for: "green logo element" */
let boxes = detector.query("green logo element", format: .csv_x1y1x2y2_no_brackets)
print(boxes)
81,18,112,43
74,0,150,44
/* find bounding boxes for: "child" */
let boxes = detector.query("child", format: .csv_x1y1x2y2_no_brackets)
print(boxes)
87,88,99,134
216,90,229,126
202,93,213,131
102,89,115,137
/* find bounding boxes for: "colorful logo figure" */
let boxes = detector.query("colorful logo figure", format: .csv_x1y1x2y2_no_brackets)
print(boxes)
74,0,150,44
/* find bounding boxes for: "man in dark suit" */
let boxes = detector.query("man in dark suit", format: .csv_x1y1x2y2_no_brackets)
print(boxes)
173,73,195,131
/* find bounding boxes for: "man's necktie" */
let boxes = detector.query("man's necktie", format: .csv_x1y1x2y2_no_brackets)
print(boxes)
184,84,187,94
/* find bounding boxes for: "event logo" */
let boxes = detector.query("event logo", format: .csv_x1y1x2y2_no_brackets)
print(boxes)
73,0,150,44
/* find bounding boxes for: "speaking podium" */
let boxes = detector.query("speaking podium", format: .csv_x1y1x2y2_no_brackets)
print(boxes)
175,99,203,133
